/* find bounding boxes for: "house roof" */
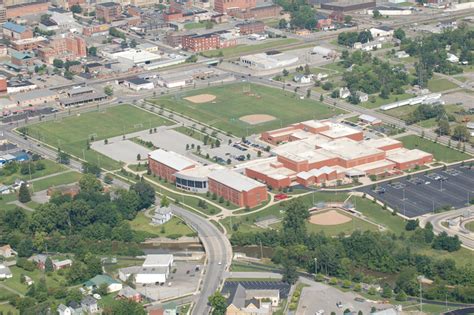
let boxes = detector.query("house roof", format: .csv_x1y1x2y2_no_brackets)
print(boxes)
81,295,97,306
3,22,27,33
118,286,140,297
143,254,173,267
84,274,120,287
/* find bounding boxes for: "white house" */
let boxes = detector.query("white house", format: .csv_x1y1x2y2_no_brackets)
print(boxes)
316,73,328,81
447,53,459,63
0,264,12,279
0,244,16,258
369,26,394,39
339,87,351,99
356,91,369,102
81,296,99,314
53,259,73,270
359,114,382,125
57,304,72,315
151,206,173,225
293,74,312,84
123,77,155,91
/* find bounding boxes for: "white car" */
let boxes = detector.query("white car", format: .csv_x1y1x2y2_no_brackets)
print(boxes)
93,294,102,300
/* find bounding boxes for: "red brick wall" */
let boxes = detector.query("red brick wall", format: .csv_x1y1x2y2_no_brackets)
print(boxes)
245,168,291,189
396,155,433,170
214,0,256,13
238,22,264,35
377,143,403,151
148,157,179,182
6,2,49,18
182,34,220,52
277,155,308,172
208,178,267,207
243,186,267,208
343,152,386,168
0,77,7,92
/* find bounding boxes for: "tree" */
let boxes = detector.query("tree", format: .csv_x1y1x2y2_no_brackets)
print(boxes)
88,46,97,56
278,18,287,29
106,299,146,315
130,181,155,210
53,59,64,69
79,174,103,192
186,55,198,63
104,86,114,97
70,4,82,13
160,195,170,208
18,183,31,203
82,162,101,177
17,239,34,257
452,125,470,142
394,28,406,41
282,259,298,284
405,219,419,231
437,119,450,136
44,257,53,272
381,284,393,298
282,69,289,76
282,199,309,245
129,39,137,48
209,291,227,315
395,290,408,301
205,20,214,29
57,151,70,165
344,15,352,24
104,174,113,184
290,5,316,30
372,9,382,19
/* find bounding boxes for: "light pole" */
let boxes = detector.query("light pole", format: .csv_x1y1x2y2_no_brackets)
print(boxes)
314,258,318,274
417,275,424,313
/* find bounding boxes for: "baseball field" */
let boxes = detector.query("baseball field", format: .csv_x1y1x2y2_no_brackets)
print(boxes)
150,83,344,137
24,105,173,170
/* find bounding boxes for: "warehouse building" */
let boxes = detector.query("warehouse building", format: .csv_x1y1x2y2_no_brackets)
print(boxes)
59,92,107,107
240,51,299,70
122,77,154,91
321,0,376,12
11,89,58,106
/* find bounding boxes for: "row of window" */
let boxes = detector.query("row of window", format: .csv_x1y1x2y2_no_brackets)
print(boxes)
176,177,207,189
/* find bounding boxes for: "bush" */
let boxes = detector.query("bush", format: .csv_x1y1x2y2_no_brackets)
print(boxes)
167,234,182,240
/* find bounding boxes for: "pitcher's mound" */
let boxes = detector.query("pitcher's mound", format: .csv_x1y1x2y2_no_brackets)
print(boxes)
184,94,216,103
309,209,352,226
240,114,276,125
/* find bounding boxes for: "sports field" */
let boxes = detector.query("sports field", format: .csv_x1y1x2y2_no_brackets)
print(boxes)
24,105,173,170
150,83,344,137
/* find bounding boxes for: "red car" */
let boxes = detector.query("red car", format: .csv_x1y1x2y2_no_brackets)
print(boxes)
274,193,288,201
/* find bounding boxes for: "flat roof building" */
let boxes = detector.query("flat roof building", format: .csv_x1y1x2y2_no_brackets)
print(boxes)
148,149,199,182
240,51,299,70
11,89,58,107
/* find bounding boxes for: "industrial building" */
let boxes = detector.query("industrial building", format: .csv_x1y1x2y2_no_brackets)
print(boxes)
367,6,412,16
246,120,433,188
11,89,58,107
321,0,376,12
240,51,299,70
119,254,174,285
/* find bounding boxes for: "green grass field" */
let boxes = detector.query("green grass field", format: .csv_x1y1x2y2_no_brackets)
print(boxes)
31,171,82,192
24,105,173,170
0,159,66,185
183,22,207,30
398,135,471,162
361,93,413,109
201,38,299,58
129,212,194,238
150,83,344,137
466,221,474,232
3,266,67,295
427,77,458,92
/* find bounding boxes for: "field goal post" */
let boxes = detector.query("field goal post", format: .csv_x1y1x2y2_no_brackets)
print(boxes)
134,123,143,129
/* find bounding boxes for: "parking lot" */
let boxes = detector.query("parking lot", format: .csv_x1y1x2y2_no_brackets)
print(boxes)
359,165,474,218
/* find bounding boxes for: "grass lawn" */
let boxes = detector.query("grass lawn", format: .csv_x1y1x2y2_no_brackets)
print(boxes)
0,193,23,212
183,22,207,30
0,159,66,185
3,266,67,295
201,38,299,58
319,62,347,74
466,221,474,232
0,302,18,314
230,261,279,272
416,246,474,267
24,105,173,170
129,212,194,238
361,93,413,109
398,135,471,162
150,83,344,137
427,77,458,92
31,171,82,192
174,126,218,146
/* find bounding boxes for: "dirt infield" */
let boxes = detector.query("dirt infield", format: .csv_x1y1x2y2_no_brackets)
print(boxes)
308,209,352,226
184,94,217,104
239,114,276,125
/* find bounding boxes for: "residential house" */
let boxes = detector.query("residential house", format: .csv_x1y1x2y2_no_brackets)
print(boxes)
0,264,12,279
117,286,142,303
355,91,369,102
31,254,48,270
293,74,312,84
151,206,173,225
0,244,16,258
53,259,73,270
81,296,99,314
83,275,123,293
339,87,350,99
24,275,34,286
316,73,328,81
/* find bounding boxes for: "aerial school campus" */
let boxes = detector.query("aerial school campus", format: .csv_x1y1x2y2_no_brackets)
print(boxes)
9,74,474,313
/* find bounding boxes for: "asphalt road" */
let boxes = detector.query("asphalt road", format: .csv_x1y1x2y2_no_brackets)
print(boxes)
0,124,232,314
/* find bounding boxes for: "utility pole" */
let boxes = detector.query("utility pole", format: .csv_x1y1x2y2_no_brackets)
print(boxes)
314,258,318,274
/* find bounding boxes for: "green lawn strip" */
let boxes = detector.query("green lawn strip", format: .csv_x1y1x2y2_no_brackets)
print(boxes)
128,163,148,172
30,171,82,192
361,93,413,109
0,302,18,315
416,246,474,267
174,126,219,145
129,212,194,238
3,266,67,295
221,192,348,234
351,196,406,234
226,278,281,282
0,193,24,212
398,135,471,162
230,261,280,273
201,39,299,58
0,159,66,185
103,257,144,275
98,292,119,309
465,221,474,232
149,83,344,137
183,22,206,30
427,77,459,92
24,105,173,171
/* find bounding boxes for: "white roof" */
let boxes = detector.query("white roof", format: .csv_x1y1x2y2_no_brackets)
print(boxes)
359,114,380,123
386,148,432,163
113,49,162,64
208,169,266,192
176,163,225,179
466,122,474,129
143,254,173,267
364,138,401,149
148,149,198,171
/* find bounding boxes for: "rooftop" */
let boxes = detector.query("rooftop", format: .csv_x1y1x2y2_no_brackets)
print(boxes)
125,77,151,85
386,148,432,164
97,1,121,7
11,89,57,103
177,163,225,179
318,122,361,139
318,138,383,161
143,254,173,267
208,169,266,192
149,149,198,172
3,22,27,34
